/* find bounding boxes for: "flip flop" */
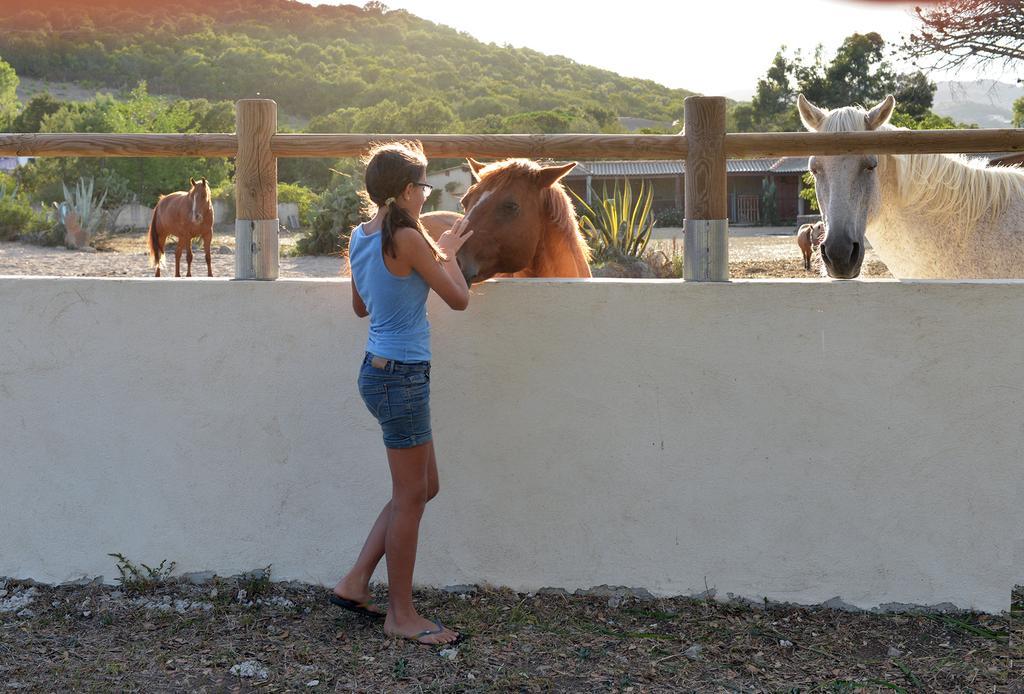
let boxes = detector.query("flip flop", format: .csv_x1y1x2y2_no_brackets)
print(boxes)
391,620,465,647
327,593,386,619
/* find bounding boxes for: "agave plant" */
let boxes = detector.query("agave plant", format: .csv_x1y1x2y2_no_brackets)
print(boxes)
571,179,655,262
60,177,108,236
0,180,19,202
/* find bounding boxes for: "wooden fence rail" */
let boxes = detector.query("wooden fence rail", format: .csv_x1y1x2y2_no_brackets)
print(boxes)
2,128,1023,160
1,96,1022,281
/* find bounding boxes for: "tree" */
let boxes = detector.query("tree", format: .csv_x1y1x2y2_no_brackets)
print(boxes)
890,111,975,130
308,107,359,134
902,0,1024,76
0,57,19,129
892,71,937,119
729,102,754,132
28,83,230,206
1014,96,1024,127
750,52,800,131
395,98,460,133
10,92,63,133
350,99,400,132
823,33,895,107
735,33,937,133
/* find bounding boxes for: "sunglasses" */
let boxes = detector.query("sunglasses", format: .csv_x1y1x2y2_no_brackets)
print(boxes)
414,182,434,195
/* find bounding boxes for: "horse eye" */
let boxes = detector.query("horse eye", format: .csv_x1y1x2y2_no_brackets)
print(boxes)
503,201,519,211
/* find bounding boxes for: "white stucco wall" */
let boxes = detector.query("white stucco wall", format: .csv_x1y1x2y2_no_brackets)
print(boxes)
426,166,472,212
1,277,1021,613
112,203,153,230
209,201,298,227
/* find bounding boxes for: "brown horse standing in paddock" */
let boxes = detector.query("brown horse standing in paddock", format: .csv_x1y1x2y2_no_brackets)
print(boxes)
147,177,214,277
420,158,591,284
796,220,824,270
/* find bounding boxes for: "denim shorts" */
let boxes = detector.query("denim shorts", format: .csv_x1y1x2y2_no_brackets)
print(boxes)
357,353,432,449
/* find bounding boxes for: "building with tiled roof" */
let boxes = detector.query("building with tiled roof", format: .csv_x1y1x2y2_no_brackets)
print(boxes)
563,157,811,225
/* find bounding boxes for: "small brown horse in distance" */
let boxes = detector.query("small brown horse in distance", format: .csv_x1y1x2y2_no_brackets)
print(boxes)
421,158,591,285
147,177,214,277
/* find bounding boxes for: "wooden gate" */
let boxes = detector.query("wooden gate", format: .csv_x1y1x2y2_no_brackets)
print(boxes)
736,194,760,224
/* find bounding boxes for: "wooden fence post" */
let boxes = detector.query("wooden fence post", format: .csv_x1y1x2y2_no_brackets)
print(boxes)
234,99,279,280
683,96,729,281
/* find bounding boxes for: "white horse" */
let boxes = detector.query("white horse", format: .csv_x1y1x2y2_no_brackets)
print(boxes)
797,93,1024,279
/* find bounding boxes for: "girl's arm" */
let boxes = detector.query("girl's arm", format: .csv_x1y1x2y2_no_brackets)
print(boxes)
352,281,369,317
399,220,474,310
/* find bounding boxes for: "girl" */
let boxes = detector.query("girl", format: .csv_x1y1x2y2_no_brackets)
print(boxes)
331,141,473,646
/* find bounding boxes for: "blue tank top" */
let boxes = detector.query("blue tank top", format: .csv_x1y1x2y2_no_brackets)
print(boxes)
348,224,431,362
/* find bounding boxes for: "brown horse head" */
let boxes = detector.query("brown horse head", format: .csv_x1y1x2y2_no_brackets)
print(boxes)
187,176,211,224
451,158,588,284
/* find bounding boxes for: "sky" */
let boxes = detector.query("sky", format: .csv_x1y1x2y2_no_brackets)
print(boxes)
305,0,1016,98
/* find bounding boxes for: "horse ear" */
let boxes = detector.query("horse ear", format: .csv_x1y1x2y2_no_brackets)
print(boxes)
797,94,826,132
536,162,576,188
189,177,196,187
865,94,896,131
466,158,486,182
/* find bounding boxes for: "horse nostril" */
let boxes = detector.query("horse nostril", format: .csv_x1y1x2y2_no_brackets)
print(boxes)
849,242,860,265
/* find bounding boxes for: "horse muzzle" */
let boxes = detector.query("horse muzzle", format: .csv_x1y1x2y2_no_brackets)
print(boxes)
820,237,864,279
456,251,478,287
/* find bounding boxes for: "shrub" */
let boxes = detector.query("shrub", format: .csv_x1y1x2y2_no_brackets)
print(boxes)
210,180,235,223
296,177,365,256
211,182,318,227
654,207,685,227
0,198,52,242
571,179,654,262
761,178,779,226
108,552,176,595
799,172,819,212
0,177,53,242
277,182,317,227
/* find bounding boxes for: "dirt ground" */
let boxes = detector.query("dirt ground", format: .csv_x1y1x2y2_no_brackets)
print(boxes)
0,231,891,280
0,230,346,279
0,575,1019,692
648,237,891,279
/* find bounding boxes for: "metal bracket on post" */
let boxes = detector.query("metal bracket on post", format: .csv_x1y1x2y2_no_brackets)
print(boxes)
684,219,728,282
235,218,280,280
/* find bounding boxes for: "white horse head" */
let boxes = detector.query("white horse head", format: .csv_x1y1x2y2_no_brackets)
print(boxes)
797,94,1024,279
798,93,895,279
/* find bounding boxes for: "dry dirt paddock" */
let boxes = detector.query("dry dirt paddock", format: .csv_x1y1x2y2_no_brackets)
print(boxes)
0,230,891,279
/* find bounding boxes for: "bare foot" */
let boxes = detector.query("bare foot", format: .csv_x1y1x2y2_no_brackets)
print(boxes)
332,579,385,616
384,613,460,645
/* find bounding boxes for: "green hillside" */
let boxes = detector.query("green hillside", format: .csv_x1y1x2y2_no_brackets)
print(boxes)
0,0,695,134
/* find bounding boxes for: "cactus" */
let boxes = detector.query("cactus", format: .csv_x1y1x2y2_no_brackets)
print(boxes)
60,177,108,241
571,179,655,262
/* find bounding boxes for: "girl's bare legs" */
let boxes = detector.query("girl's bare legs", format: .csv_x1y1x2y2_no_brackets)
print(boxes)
333,501,391,613
378,441,457,644
334,443,453,642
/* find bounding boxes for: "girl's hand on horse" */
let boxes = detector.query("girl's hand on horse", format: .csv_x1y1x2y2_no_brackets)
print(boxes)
438,217,474,259
404,226,472,310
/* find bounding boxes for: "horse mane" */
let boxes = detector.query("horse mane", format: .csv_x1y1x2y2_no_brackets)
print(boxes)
820,107,1024,232
475,158,592,264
